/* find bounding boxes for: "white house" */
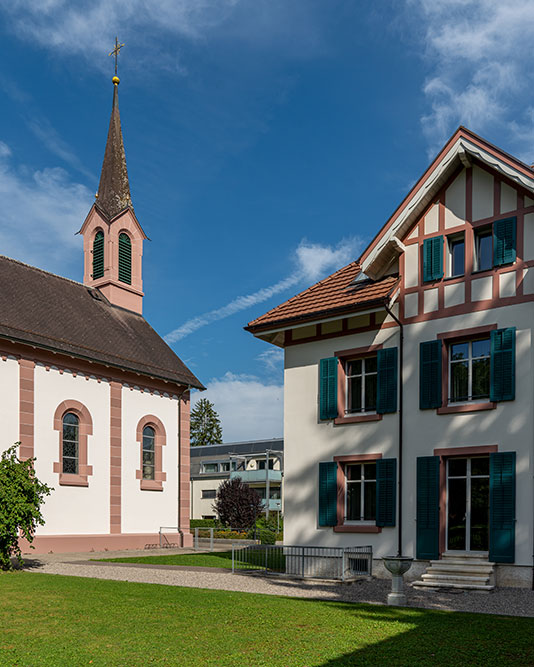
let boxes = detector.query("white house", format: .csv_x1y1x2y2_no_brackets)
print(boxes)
2,75,203,554
247,127,534,588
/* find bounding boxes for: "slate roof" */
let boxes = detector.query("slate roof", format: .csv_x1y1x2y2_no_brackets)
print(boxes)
246,261,399,333
0,256,204,389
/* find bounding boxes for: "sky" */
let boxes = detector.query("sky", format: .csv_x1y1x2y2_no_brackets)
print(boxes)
1,0,534,442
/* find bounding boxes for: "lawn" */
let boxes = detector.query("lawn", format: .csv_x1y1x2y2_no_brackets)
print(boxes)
1,572,534,666
96,549,285,570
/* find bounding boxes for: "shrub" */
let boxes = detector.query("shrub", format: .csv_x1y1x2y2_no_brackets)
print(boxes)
213,478,263,531
259,530,276,545
190,519,218,529
0,444,53,570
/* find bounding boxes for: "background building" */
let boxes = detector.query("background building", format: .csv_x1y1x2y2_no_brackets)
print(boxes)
190,439,284,521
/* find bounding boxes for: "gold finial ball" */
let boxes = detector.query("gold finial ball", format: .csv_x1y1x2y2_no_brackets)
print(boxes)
112,76,120,85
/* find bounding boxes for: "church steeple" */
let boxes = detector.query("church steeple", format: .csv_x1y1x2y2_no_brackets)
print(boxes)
95,77,132,220
79,52,147,315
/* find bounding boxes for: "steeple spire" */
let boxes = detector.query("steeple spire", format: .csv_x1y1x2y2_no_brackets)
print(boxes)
95,57,132,220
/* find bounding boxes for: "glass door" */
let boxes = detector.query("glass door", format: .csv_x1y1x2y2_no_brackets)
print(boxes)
447,457,489,552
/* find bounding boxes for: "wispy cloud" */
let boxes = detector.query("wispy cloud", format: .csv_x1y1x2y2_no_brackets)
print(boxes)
407,0,534,159
193,372,283,442
0,141,91,275
165,237,362,343
257,348,284,374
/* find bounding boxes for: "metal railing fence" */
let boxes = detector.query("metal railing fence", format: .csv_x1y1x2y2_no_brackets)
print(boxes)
231,544,372,581
193,527,278,551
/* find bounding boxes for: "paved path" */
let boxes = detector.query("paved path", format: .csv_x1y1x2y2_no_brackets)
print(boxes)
20,548,534,617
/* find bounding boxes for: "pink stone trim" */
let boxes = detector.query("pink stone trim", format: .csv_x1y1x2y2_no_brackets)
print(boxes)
179,392,192,544
333,453,383,530
136,414,167,491
18,359,35,460
110,382,122,533
53,400,93,487
334,525,382,533
19,532,184,555
334,344,383,423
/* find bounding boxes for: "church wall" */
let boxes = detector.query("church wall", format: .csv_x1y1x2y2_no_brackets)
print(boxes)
33,364,110,535
121,387,180,534
0,356,20,450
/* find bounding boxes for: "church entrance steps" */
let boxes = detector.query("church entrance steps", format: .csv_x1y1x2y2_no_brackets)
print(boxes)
412,553,495,591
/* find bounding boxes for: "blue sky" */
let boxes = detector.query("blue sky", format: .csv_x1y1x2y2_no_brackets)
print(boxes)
1,1,534,441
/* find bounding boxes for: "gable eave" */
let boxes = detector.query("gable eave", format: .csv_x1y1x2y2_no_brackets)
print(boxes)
360,128,534,280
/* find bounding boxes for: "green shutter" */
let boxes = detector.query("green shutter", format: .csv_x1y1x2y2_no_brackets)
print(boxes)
423,236,443,282
376,458,396,527
318,462,338,527
92,230,104,279
420,340,442,409
118,233,132,284
319,357,338,420
489,452,516,563
376,347,398,414
493,217,516,267
490,328,516,402
416,456,440,560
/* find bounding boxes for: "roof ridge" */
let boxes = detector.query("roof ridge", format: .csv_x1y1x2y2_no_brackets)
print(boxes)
0,255,88,289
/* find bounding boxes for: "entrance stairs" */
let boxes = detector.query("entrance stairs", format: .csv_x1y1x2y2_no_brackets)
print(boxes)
412,552,495,591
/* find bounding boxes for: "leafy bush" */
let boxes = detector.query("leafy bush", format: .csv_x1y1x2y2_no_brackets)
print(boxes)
213,478,263,531
0,444,53,570
190,519,218,529
259,530,276,545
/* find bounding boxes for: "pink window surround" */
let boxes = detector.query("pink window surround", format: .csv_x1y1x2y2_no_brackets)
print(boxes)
53,400,94,487
136,415,167,491
334,344,383,425
433,444,498,556
332,454,383,533
436,324,497,415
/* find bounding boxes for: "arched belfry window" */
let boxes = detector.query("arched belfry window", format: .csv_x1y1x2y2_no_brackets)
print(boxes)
118,232,132,284
62,412,79,474
92,230,104,279
142,426,155,480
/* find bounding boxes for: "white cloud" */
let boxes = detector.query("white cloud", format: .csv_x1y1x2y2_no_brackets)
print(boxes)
0,142,91,274
408,0,534,158
165,237,361,343
193,372,283,442
257,348,284,374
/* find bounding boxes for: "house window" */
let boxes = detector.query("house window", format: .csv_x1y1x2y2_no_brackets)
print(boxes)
474,227,492,272
257,459,274,470
346,357,377,414
448,234,465,277
142,426,155,480
202,462,219,473
345,462,376,522
202,489,216,499
62,412,79,474
449,338,490,403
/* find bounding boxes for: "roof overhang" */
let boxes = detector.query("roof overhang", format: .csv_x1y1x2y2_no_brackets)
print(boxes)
361,131,534,280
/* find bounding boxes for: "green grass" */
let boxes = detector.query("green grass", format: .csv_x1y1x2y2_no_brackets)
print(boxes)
95,549,285,570
1,572,534,666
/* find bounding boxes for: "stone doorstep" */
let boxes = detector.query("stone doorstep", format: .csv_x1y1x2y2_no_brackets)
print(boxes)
412,580,494,592
421,573,491,583
441,551,489,558
427,563,494,574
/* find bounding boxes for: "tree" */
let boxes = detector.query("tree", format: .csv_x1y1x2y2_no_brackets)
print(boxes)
213,477,263,531
0,444,53,570
190,398,223,446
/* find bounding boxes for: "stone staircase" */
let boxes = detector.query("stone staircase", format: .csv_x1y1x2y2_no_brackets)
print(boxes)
412,552,495,591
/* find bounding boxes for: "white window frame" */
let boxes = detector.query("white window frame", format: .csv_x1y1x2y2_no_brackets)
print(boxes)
448,338,491,404
202,489,217,499
345,356,378,415
447,233,465,277
201,461,220,474
344,462,377,524
474,226,493,272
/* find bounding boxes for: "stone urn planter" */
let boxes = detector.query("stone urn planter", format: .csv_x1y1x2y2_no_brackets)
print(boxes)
382,556,413,606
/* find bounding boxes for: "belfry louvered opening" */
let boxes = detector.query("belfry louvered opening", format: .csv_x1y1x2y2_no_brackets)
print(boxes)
92,230,104,279
118,232,132,284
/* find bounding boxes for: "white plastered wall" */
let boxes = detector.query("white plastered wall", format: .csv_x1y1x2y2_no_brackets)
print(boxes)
0,357,20,450
283,302,534,566
33,365,110,535
121,388,179,534
190,478,221,519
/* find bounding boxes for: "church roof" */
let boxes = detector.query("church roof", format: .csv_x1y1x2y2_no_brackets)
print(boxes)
95,82,133,220
0,256,204,389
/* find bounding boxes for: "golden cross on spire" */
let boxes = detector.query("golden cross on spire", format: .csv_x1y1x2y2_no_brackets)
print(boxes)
109,36,125,77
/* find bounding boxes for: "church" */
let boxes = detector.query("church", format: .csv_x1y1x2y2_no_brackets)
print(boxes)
2,72,203,553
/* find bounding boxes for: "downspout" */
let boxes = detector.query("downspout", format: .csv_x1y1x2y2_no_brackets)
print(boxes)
384,302,404,557
177,384,192,547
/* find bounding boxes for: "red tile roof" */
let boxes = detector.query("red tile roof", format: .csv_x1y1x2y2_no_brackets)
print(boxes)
246,262,399,333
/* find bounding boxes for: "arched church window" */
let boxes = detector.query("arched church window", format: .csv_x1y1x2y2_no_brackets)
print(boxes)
62,412,79,474
118,232,132,284
92,230,104,279
142,426,155,480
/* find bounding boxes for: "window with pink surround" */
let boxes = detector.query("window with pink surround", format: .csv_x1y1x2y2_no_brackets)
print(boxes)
53,400,93,487
136,415,167,491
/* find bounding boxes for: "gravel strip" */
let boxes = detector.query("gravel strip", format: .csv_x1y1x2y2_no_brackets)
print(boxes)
26,558,534,617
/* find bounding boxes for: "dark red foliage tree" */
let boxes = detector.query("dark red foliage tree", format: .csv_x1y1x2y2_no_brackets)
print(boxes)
213,477,263,531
